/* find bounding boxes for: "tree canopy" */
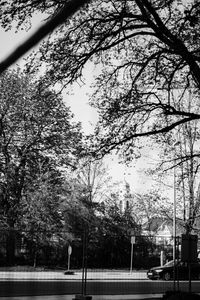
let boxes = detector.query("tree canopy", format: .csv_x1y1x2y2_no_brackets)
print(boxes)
0,69,82,263
0,69,82,223
0,1,200,159
1,0,200,158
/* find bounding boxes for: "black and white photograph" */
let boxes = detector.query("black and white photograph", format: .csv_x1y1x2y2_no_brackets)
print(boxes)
0,1,200,300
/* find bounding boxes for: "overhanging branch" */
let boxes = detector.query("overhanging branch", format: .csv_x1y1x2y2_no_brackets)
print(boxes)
0,0,91,74
96,115,200,156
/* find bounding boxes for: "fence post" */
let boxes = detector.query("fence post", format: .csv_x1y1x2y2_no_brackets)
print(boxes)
160,250,164,266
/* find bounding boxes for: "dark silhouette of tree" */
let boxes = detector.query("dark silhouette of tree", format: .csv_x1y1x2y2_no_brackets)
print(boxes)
1,1,200,158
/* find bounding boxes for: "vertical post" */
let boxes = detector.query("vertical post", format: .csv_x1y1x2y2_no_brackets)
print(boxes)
130,236,135,273
173,140,181,290
81,229,86,296
68,253,70,271
84,226,88,296
68,245,72,271
189,263,191,293
160,250,164,266
81,228,88,296
177,237,180,291
81,186,92,297
173,166,176,291
130,243,133,273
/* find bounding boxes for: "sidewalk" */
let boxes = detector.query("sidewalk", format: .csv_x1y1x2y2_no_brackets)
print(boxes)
0,270,148,281
0,295,162,300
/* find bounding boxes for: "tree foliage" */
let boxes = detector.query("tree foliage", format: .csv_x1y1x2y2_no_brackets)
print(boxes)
63,158,112,240
2,0,200,247
0,69,82,263
1,0,200,158
75,158,112,203
20,158,65,242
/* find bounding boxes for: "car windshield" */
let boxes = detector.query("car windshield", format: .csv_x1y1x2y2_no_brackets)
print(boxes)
164,260,176,267
161,260,200,269
164,261,173,267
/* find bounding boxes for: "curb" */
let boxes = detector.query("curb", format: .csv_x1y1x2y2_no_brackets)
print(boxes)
0,294,163,300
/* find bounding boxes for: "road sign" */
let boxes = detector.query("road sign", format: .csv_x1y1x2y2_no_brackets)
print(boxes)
128,229,136,236
131,236,135,244
67,245,72,272
130,236,135,273
68,245,72,256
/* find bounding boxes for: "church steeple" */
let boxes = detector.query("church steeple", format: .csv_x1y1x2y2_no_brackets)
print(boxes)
118,180,133,212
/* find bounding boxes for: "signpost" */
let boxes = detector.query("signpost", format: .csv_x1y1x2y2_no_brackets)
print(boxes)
160,250,164,266
68,245,72,271
130,236,135,273
64,245,74,275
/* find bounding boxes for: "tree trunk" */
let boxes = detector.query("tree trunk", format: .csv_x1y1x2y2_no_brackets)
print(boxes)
33,251,37,268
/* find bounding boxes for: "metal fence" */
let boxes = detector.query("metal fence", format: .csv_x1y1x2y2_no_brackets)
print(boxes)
1,230,200,298
0,229,176,270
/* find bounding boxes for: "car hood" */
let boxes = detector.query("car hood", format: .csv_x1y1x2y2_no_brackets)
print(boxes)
148,265,165,271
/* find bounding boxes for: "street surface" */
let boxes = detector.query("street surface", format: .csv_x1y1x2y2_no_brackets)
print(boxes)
0,270,199,299
1,279,200,296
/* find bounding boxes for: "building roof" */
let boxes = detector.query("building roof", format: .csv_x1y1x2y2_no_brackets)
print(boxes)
142,217,185,237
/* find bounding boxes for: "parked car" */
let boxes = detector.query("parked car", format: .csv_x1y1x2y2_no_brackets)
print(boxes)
147,260,200,281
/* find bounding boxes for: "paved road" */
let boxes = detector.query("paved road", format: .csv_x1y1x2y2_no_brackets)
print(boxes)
0,271,199,299
0,270,146,297
0,279,200,296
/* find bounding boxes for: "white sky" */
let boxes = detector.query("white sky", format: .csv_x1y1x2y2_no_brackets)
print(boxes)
0,13,170,196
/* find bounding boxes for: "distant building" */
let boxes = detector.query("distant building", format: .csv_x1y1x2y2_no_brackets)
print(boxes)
118,180,134,213
142,217,185,245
